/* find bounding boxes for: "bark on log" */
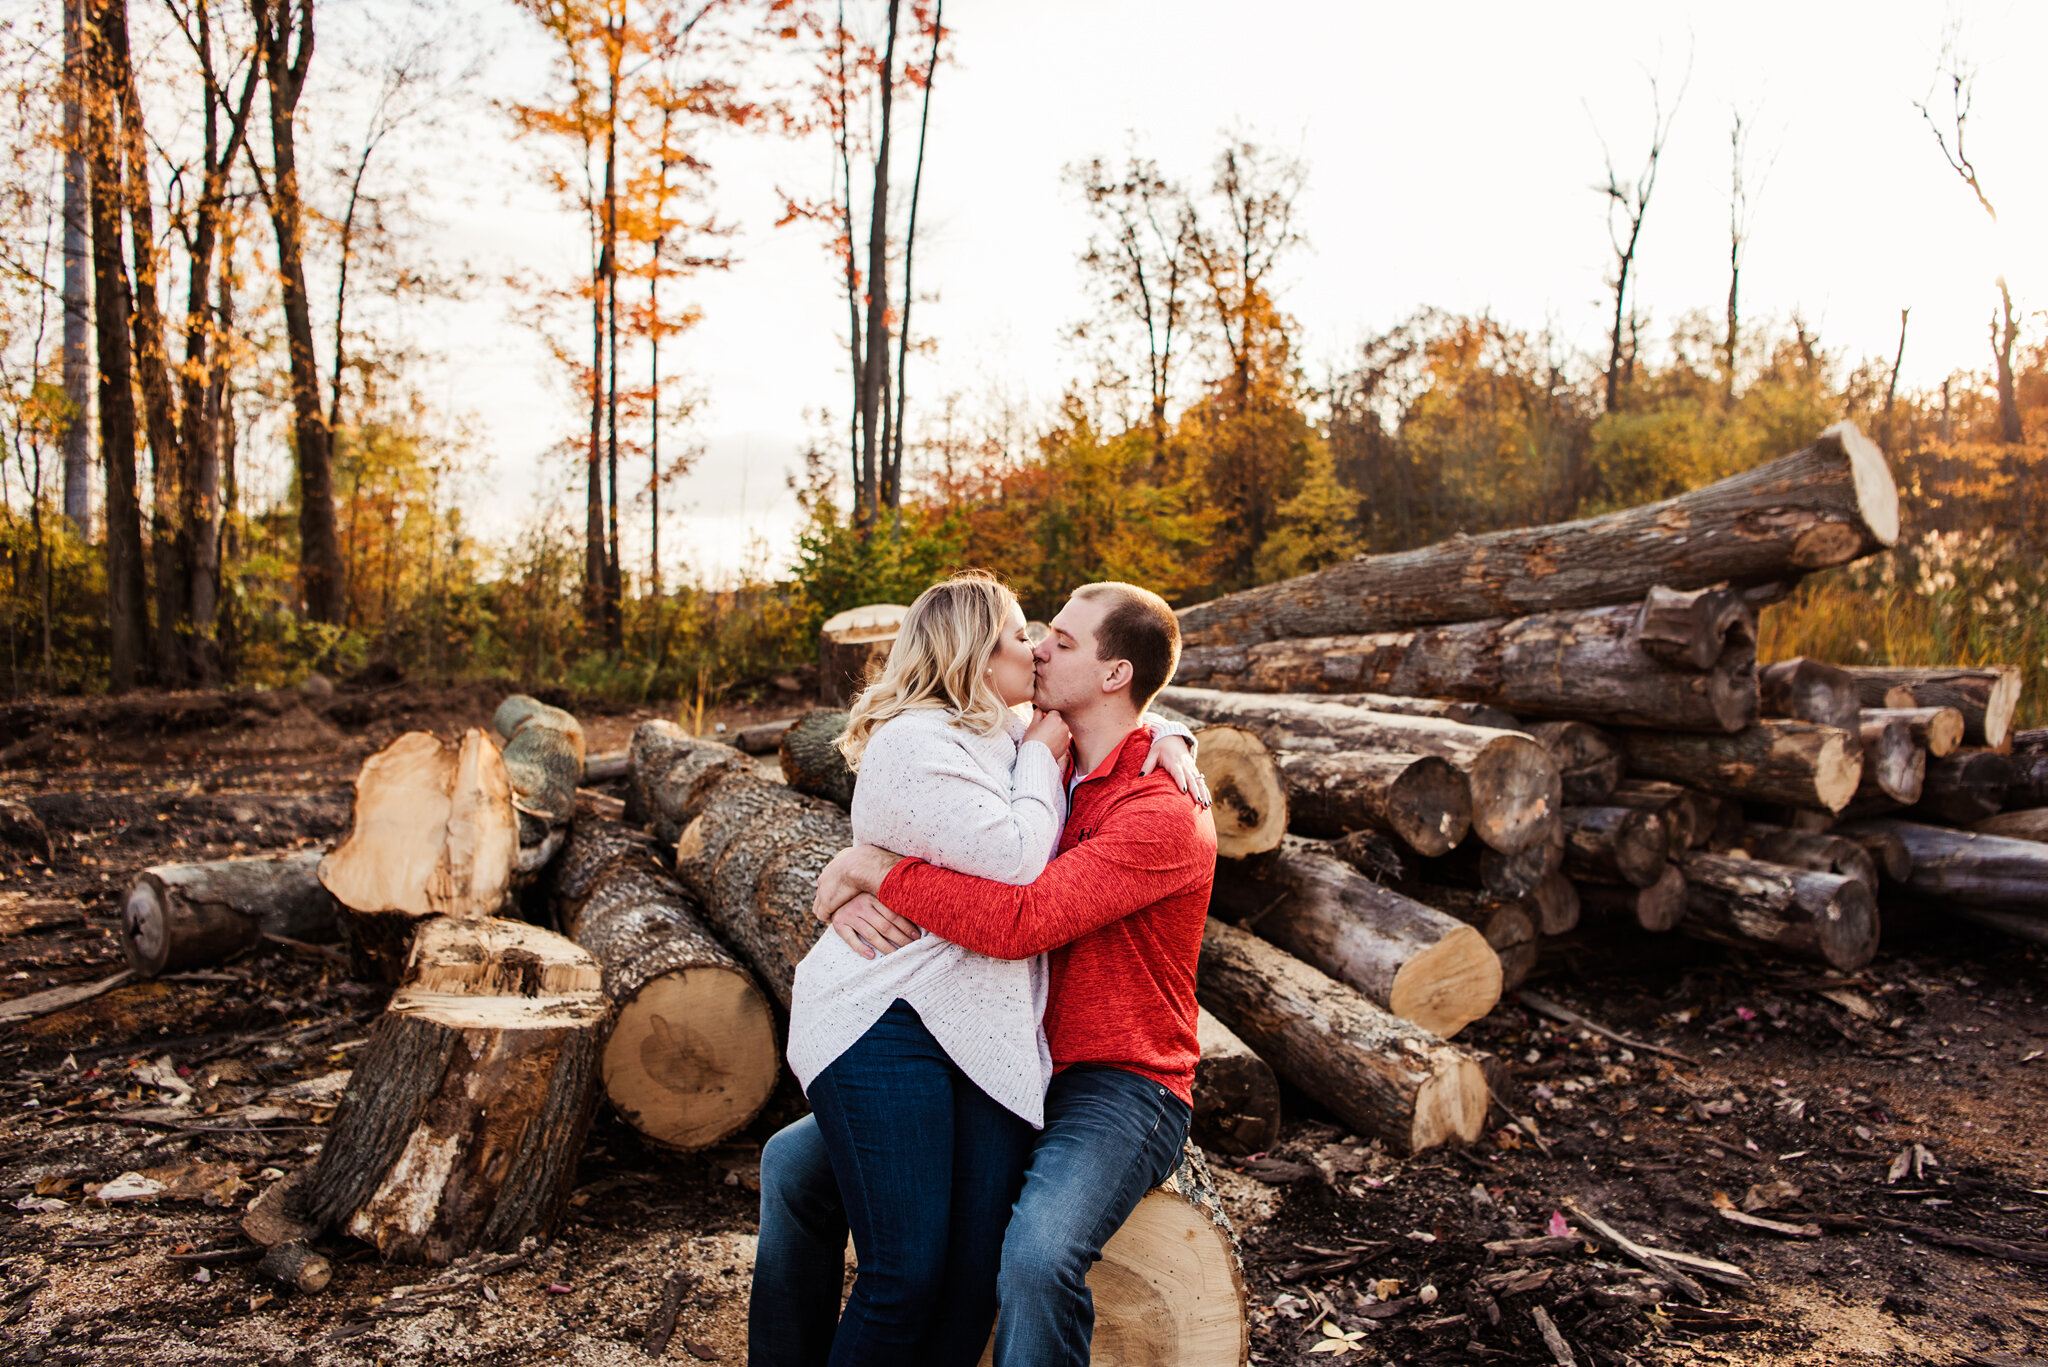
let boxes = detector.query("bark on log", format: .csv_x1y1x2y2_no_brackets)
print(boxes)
550,818,779,1152
121,851,339,978
318,730,520,982
1328,828,1407,884
1561,806,1670,889
1175,423,1897,647
1759,659,1862,734
1675,851,1879,971
299,918,609,1264
1191,1007,1283,1156
1855,716,1924,805
1087,1144,1249,1367
493,694,586,841
1212,836,1501,1038
1577,865,1687,932
1975,809,2048,844
1272,750,1470,857
254,1241,332,1293
1197,917,1488,1154
1427,828,1566,900
1843,666,2022,750
1526,871,1581,935
1605,779,1717,855
1159,689,1560,856
1313,693,1521,730
819,604,909,708
1172,602,1757,734
779,709,856,809
1521,722,1624,805
1838,819,2048,915
627,721,751,845
1635,584,1757,669
1728,824,1879,892
1905,749,2013,826
672,773,850,1008
1839,827,1913,883
581,750,629,783
736,717,801,755
2011,754,2048,810
1864,706,1964,759
1625,721,1863,814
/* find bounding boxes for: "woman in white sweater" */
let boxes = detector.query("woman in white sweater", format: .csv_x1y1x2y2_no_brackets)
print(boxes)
783,571,1201,1367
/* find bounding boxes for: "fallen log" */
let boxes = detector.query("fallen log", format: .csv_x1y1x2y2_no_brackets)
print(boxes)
1272,750,1470,857
1521,721,1624,805
1675,851,1879,971
1175,422,1897,647
627,721,751,845
1625,720,1862,814
1837,819,2048,915
1842,666,2022,750
1855,715,1925,806
735,717,800,755
1212,836,1501,1038
1561,806,1670,888
1311,693,1520,731
1864,706,1964,759
1197,917,1488,1154
318,730,520,981
1172,601,1757,733
121,851,340,978
1090,1144,1249,1367
1604,779,1716,854
1158,688,1560,855
819,603,909,708
1974,809,2048,843
1838,827,1913,883
1191,1007,1283,1156
1727,824,1879,892
549,818,779,1152
1904,749,2013,826
299,917,609,1264
254,1241,332,1294
1577,865,1687,932
1758,659,1862,734
778,709,856,808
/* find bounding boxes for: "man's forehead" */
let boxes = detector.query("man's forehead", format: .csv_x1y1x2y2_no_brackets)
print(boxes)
1048,594,1107,639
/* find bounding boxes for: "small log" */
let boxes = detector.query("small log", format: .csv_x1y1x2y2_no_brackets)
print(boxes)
1975,809,2048,843
1635,583,1755,669
627,721,751,845
1396,882,1541,977
1197,917,1488,1154
1855,715,1924,805
550,818,779,1152
1906,749,2013,826
819,603,910,707
1842,666,2022,750
581,750,629,783
1604,779,1710,855
1577,865,1687,932
1273,749,1470,857
1175,423,1898,647
1758,658,1862,734
493,695,586,851
1839,827,1913,883
1521,721,1624,805
300,918,609,1264
1625,720,1862,814
778,709,856,808
1426,828,1566,900
1213,836,1500,1038
1159,688,1560,856
1527,872,1581,935
1561,806,1670,889
254,1241,332,1294
318,730,520,981
1676,851,1879,971
1728,824,1879,892
1198,727,1289,859
1837,818,2048,915
1328,827,1406,883
121,851,340,978
1172,601,1758,733
1090,1144,1249,1367
1191,1007,1283,1156
2011,753,2048,810
735,717,801,755
1864,706,1965,759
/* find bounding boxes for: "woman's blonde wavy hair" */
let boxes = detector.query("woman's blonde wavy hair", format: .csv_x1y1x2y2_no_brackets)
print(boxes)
836,571,1020,769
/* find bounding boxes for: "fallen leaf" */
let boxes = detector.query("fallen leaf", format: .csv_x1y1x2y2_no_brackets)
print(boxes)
1370,1278,1401,1300
1886,1148,1913,1184
1546,1209,1571,1238
1742,1180,1801,1213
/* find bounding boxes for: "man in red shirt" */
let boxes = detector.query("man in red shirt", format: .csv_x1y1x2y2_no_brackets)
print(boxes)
747,582,1217,1367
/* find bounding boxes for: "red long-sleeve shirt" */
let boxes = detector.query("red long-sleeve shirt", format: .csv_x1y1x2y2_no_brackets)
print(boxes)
876,725,1218,1104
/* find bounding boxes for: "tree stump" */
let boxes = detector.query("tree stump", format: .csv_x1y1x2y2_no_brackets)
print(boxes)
121,850,339,978
820,604,910,707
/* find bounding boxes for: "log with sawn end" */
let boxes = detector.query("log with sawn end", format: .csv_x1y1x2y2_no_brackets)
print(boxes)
1675,851,1879,971
1725,823,1879,892
1625,720,1863,814
1271,749,1470,857
1903,748,2013,826
1837,818,2048,917
1561,806,1670,888
1863,706,1964,759
627,721,753,844
1192,1007,1283,1156
1576,865,1687,932
1391,882,1542,987
493,694,585,871
779,708,856,808
1758,658,1862,734
121,850,340,978
1854,715,1925,805
1843,666,2022,751
1088,1144,1249,1367
1604,779,1717,855
1520,721,1624,805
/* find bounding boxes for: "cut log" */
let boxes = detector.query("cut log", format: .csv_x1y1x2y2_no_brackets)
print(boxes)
1906,749,2013,826
1175,423,1898,647
1172,601,1757,734
735,717,801,755
1675,851,1879,971
627,721,751,845
1427,827,1566,900
299,917,609,1264
778,709,856,808
1864,706,1965,760
672,774,850,1008
1758,659,1862,734
2011,753,2048,810
2019,729,2048,757
581,750,629,783
492,695,586,850
1272,750,1470,857
1839,827,1913,883
1395,882,1542,966
1855,716,1925,805
820,603,910,707
1577,865,1687,932
1191,1007,1282,1156
1195,726,1289,859
550,818,779,1152
1728,824,1879,893
1975,809,2048,844
254,1241,332,1294
1521,722,1624,805
121,851,340,978
1197,917,1488,1154
1635,583,1756,669
1159,688,1560,856
1328,827,1407,884
1211,836,1501,1038
1625,721,1863,814
1842,666,2022,750
1561,806,1670,889
1313,693,1521,731
1604,779,1714,855
1526,872,1581,935
318,730,519,982
1087,1144,1248,1367
1838,819,2048,915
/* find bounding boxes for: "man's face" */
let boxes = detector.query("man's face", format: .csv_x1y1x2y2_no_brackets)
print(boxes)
1033,593,1115,714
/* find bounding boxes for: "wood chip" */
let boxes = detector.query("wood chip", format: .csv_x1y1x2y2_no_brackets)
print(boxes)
1516,989,1697,1065
1529,1304,1576,1366
1717,1208,1821,1238
0,970,136,1024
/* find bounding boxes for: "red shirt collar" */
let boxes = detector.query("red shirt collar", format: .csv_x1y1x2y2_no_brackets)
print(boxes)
1065,724,1153,790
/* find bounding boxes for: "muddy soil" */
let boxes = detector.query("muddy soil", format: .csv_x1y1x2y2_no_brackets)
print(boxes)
2,683,2045,1366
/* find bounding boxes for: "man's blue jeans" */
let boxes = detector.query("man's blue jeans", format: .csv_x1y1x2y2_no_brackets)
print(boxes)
749,1063,1191,1367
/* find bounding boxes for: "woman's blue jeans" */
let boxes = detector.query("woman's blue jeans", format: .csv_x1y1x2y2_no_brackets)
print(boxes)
802,1000,1036,1367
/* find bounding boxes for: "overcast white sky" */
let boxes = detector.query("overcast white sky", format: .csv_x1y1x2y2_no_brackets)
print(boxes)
357,0,2047,582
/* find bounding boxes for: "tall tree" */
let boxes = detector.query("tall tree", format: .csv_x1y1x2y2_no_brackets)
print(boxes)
60,0,93,531
1593,71,1683,415
1069,154,1196,451
1722,107,1770,401
883,0,939,508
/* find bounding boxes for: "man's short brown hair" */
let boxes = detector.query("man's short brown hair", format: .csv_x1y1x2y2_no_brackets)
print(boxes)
1072,581,1180,712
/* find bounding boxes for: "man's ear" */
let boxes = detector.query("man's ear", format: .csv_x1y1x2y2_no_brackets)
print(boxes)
1100,658,1134,695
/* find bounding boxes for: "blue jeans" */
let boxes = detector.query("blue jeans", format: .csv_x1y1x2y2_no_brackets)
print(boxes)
799,1001,1036,1367
750,1061,1190,1367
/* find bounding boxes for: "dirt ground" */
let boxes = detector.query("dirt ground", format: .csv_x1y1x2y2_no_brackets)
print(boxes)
2,681,2046,1366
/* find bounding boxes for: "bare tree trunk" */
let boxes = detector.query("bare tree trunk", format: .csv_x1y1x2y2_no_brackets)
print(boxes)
602,12,623,652
854,0,900,529
585,204,607,634
833,3,862,503
1881,308,1908,451
1992,280,2023,444
61,0,94,532
885,0,940,510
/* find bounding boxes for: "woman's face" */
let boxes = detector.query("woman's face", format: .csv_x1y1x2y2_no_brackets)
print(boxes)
988,601,1038,708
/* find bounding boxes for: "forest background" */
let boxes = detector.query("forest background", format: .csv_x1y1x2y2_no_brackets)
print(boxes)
1,0,2044,725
